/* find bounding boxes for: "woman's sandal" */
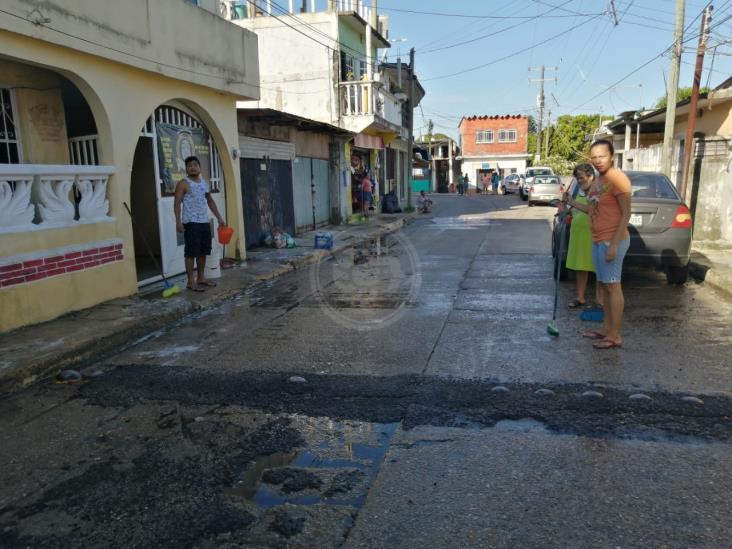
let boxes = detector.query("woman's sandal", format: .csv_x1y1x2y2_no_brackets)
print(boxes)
593,338,622,349
581,330,606,339
567,299,586,309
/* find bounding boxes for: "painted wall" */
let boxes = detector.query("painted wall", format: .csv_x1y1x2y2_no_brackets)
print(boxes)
0,0,259,100
235,13,338,124
293,131,329,159
460,116,529,156
0,31,252,332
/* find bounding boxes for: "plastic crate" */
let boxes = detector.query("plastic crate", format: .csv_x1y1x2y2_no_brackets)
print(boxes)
314,231,333,250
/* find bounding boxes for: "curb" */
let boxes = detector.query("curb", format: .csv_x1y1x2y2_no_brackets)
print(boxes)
689,260,732,300
1,215,416,394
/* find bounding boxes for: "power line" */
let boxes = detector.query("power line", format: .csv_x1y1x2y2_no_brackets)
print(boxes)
422,14,603,81
376,4,604,19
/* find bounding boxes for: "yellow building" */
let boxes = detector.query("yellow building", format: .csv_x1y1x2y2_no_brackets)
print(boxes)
0,0,260,332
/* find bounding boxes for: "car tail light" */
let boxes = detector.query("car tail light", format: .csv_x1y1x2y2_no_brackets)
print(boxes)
671,205,692,228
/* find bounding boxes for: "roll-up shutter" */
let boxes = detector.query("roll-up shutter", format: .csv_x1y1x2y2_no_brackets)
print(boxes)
239,136,295,161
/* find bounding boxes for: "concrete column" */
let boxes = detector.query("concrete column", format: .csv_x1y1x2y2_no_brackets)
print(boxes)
365,15,372,80
448,141,454,186
623,122,632,169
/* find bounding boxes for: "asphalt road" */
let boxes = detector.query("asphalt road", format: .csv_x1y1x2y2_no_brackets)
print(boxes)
2,193,731,548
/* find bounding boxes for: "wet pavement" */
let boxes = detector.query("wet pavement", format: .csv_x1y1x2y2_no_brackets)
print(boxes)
2,193,732,547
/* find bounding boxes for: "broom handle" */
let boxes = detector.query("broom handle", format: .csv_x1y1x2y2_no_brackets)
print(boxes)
123,201,169,284
552,222,566,321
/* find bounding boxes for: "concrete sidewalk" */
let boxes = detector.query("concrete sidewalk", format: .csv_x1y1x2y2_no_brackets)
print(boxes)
689,241,732,300
0,212,418,393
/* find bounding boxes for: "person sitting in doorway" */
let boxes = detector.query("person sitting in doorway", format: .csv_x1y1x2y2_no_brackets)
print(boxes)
417,190,433,213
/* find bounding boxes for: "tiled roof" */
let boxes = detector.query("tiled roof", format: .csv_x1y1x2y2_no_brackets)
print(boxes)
461,115,527,120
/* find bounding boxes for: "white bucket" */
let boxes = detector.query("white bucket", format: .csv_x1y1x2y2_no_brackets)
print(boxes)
207,245,222,279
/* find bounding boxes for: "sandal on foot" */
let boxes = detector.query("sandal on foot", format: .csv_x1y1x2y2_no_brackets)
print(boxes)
197,280,217,287
187,285,205,292
581,330,606,339
593,338,622,349
567,299,586,309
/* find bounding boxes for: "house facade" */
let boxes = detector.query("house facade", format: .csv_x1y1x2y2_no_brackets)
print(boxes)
458,115,530,192
226,0,420,218
0,0,260,331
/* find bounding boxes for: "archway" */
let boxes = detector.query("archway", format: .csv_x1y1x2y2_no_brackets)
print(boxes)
129,102,226,283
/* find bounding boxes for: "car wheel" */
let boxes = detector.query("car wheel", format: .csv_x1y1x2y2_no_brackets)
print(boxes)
528,200,534,207
665,265,689,285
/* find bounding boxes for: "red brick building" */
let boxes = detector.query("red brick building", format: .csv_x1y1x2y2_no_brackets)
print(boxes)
458,115,530,189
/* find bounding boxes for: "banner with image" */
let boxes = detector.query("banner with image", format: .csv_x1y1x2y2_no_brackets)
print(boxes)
155,122,211,195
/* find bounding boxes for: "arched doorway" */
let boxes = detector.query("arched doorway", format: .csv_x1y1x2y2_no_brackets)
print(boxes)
130,102,226,284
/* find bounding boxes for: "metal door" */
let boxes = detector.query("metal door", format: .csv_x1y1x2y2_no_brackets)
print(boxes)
240,157,294,248
142,105,225,280
293,157,330,232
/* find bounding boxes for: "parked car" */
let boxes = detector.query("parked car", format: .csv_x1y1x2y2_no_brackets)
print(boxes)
528,175,563,206
502,173,521,194
521,166,554,200
551,171,693,285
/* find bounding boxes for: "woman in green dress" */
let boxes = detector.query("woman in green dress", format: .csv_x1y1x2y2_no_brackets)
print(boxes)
563,163,599,308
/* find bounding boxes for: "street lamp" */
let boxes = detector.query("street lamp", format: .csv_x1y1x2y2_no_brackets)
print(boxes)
633,112,641,149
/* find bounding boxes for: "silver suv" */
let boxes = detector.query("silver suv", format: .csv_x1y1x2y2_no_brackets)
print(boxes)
521,166,555,200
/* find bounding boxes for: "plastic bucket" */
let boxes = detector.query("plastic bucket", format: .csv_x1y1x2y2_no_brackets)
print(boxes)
207,246,222,279
217,225,234,245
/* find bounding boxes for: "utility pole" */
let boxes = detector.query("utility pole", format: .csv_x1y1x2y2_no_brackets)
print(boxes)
609,0,619,25
529,65,557,163
407,47,415,209
661,0,685,178
544,110,551,158
680,5,713,202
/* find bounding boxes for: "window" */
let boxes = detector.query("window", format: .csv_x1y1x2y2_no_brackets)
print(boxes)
341,51,355,80
475,130,493,144
0,88,21,164
498,129,517,143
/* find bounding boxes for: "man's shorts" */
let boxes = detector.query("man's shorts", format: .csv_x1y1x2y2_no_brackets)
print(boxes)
592,238,630,283
183,222,212,258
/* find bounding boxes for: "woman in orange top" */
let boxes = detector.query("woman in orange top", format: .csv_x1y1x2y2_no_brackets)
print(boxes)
584,139,632,349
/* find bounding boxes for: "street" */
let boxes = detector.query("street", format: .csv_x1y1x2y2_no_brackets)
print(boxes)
2,193,732,548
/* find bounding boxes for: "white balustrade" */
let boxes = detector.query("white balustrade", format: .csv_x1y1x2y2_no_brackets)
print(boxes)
69,134,99,166
0,165,115,231
340,81,403,127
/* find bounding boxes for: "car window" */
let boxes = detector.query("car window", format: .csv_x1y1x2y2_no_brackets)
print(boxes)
535,176,560,184
528,169,552,176
629,173,679,199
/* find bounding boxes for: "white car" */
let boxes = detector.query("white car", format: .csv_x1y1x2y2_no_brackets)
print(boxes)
502,174,522,194
521,166,555,200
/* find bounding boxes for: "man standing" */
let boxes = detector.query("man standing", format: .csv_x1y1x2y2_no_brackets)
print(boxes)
174,156,226,292
491,171,500,195
457,173,465,195
585,140,631,349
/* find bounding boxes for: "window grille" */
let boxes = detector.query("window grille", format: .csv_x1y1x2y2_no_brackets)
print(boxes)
476,130,493,144
0,88,21,164
498,129,517,143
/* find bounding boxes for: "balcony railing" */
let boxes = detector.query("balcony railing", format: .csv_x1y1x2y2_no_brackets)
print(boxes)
0,164,116,232
340,81,403,128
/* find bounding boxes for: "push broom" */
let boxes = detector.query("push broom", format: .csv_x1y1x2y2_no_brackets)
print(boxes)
123,202,180,298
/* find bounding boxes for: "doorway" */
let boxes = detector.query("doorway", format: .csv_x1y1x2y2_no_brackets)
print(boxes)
129,136,162,283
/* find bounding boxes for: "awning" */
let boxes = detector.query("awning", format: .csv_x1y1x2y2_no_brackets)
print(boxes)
354,133,385,149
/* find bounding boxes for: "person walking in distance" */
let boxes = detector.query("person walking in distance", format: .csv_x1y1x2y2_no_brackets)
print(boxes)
174,156,227,292
583,140,631,349
463,173,470,195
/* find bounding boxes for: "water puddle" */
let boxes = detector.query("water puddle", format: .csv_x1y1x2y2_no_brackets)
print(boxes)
225,421,399,509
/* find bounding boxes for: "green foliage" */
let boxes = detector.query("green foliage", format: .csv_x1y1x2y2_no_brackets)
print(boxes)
541,155,576,176
547,114,603,162
656,87,710,108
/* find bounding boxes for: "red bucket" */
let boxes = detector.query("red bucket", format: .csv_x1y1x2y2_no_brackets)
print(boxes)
217,226,234,245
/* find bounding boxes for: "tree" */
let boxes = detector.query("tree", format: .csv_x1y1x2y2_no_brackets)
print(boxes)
528,114,602,170
656,86,710,108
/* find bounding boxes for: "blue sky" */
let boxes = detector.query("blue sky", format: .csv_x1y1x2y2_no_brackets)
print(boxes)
379,0,732,140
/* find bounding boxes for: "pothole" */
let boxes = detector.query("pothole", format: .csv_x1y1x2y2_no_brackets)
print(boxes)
225,421,399,509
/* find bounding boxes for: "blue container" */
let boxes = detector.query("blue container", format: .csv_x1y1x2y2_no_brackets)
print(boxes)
314,231,333,250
